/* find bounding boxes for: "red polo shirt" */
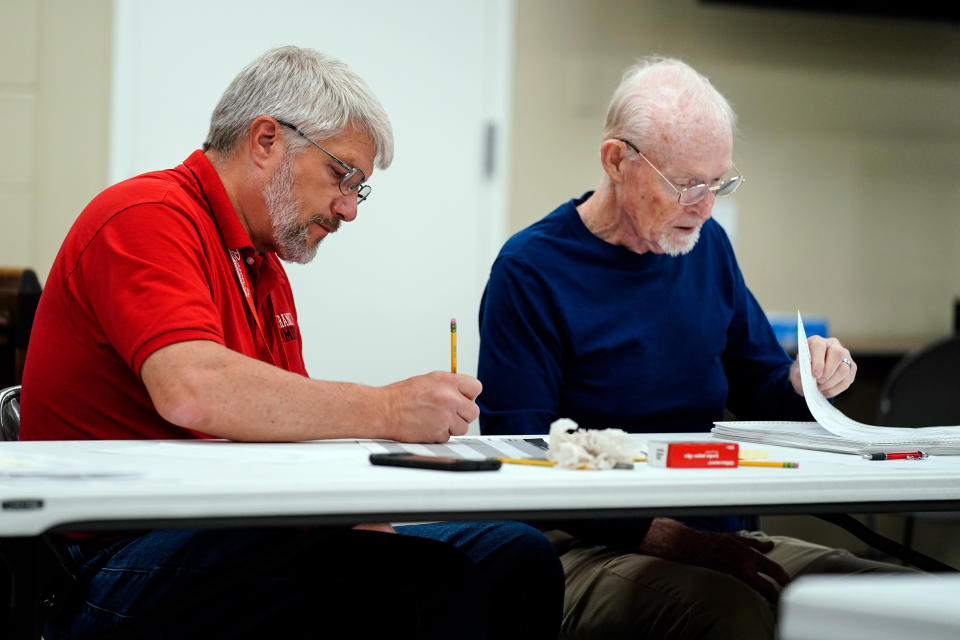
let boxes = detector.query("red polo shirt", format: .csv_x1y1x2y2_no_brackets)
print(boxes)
20,150,308,440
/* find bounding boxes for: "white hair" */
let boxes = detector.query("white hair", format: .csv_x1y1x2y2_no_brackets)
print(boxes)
603,56,736,155
203,46,394,169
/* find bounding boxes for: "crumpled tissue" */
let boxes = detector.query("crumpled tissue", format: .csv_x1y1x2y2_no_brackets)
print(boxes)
546,418,643,470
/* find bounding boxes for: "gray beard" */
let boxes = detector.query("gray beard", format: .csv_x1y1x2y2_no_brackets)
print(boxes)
264,156,339,264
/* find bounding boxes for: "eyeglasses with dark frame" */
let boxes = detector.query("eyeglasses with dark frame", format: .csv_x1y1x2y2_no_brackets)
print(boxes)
275,118,372,204
616,138,744,206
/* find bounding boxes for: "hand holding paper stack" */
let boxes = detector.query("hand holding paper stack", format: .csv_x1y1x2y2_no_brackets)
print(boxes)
712,312,960,456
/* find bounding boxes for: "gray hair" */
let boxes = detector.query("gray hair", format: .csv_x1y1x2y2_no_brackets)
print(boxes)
603,56,736,154
203,46,394,169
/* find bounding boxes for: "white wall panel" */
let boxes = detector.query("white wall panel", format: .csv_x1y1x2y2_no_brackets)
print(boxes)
111,1,514,419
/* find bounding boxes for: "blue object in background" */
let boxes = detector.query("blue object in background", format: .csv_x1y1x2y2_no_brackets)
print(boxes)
767,312,828,354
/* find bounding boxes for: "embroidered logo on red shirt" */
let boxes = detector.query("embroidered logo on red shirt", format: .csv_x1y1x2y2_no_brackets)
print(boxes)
276,312,299,343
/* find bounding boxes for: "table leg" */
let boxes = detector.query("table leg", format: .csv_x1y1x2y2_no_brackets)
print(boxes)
2,537,43,640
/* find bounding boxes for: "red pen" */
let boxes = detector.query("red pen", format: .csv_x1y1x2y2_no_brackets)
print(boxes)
863,451,927,461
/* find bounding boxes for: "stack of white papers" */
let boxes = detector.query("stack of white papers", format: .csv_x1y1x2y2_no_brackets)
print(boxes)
712,313,960,455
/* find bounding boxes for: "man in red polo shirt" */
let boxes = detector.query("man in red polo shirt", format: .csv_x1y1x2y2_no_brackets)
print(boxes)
20,46,561,640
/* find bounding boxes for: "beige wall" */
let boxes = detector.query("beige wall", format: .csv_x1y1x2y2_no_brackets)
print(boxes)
0,0,111,283
510,0,960,343
4,0,960,342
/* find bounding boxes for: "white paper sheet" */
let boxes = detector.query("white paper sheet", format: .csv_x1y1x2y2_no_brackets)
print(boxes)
796,312,960,437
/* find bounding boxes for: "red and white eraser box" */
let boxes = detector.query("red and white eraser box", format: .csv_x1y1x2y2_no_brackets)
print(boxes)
647,441,739,468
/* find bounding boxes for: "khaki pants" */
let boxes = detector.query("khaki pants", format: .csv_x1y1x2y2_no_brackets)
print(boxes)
549,528,916,640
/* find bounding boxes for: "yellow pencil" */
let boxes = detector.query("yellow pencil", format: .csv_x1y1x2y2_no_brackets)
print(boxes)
494,457,556,467
450,317,457,373
739,460,799,468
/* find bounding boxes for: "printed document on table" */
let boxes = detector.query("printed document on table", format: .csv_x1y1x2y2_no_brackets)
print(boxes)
360,436,550,460
712,312,960,455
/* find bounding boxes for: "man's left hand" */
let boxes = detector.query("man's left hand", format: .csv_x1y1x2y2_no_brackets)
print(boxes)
789,336,856,398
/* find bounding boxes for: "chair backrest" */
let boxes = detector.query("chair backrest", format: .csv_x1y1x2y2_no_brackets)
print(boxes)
0,268,42,388
0,384,20,441
876,336,960,427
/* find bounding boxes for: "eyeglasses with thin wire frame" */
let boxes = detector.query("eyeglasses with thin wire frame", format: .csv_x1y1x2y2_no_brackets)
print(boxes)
616,138,744,206
275,118,372,204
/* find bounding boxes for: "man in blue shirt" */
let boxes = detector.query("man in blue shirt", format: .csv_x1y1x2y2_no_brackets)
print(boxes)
478,56,910,640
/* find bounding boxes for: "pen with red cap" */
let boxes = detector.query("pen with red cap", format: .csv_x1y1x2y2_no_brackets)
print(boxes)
863,451,927,461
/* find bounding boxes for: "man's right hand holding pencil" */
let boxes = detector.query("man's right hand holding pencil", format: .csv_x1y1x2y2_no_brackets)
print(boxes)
380,371,482,443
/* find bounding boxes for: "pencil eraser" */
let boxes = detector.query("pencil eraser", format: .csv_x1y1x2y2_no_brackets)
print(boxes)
647,441,739,468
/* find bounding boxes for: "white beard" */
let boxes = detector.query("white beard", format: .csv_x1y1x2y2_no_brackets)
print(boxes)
657,224,702,257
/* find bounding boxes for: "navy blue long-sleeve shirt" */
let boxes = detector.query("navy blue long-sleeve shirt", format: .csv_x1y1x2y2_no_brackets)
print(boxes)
478,193,811,537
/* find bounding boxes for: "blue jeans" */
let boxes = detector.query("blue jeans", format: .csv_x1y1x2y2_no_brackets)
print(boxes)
45,522,561,640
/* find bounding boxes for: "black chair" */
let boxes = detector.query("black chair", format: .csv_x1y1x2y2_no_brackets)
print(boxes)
0,384,20,441
877,335,960,427
875,336,960,550
0,268,41,389
1,384,78,637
